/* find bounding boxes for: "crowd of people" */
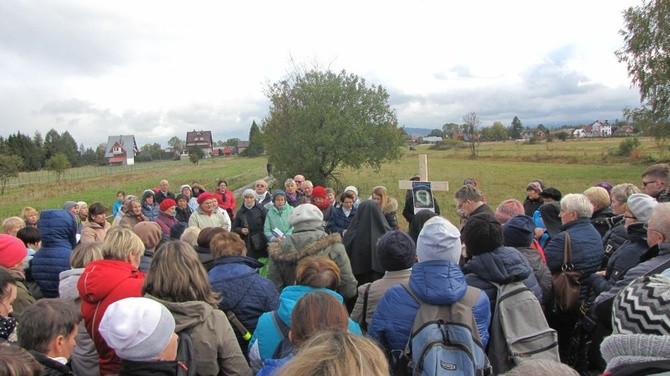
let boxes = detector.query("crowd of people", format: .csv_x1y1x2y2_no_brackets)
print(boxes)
1,164,670,375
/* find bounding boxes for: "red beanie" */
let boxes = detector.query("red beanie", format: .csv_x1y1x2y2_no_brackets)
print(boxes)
197,192,215,205
312,186,327,199
160,198,176,212
0,234,27,268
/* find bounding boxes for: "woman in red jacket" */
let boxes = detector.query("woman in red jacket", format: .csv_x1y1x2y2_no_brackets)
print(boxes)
216,179,237,220
77,227,145,376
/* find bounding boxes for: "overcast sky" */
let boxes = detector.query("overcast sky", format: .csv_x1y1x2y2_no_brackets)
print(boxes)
0,0,642,148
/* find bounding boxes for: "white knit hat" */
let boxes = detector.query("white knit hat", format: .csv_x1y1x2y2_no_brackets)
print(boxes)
99,297,175,361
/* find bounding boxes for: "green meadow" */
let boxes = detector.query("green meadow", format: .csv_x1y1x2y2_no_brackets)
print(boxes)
1,137,660,227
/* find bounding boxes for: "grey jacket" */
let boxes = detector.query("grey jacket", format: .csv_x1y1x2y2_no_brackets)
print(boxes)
267,229,358,299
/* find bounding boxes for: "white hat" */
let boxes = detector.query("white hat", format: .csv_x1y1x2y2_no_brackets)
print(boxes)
99,297,175,361
628,193,658,222
344,186,359,196
416,216,462,264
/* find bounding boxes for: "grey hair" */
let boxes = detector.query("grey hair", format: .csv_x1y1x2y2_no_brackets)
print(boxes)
560,193,594,218
454,184,484,203
610,183,640,205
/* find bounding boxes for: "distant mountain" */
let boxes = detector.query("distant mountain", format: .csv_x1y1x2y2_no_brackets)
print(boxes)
403,127,435,137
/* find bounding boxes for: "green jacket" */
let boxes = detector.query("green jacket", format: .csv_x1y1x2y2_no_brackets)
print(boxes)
267,229,358,299
263,204,293,241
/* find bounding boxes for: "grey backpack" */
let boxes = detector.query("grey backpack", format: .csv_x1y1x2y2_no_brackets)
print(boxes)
487,281,559,374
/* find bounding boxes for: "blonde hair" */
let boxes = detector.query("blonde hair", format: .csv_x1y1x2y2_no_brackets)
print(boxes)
583,186,610,211
276,331,389,376
210,232,246,259
70,242,104,268
180,227,201,246
2,217,25,234
101,227,144,262
142,240,219,306
371,186,389,209
20,207,38,221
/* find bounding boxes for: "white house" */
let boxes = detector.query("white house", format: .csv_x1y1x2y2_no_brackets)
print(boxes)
591,120,612,137
422,136,443,144
573,129,586,138
104,135,139,165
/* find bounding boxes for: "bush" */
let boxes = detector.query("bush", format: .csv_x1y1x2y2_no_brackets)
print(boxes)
616,137,641,156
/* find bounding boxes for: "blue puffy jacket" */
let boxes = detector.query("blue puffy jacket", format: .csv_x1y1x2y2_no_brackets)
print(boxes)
463,246,543,314
545,218,604,300
32,210,76,298
368,260,490,370
208,256,279,354
248,285,362,372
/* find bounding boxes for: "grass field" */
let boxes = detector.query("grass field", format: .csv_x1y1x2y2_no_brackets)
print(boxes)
0,137,656,226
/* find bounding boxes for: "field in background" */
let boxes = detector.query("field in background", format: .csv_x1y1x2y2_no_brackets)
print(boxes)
0,137,654,225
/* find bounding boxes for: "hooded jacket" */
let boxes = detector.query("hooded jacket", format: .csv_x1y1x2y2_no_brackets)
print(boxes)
382,197,399,229
77,260,145,375
208,256,280,353
463,246,543,313
32,209,77,298
188,206,231,231
267,230,357,299
247,285,362,372
369,260,491,371
145,295,252,376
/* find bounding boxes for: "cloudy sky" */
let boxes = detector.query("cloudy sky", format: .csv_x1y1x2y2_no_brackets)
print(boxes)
0,0,642,148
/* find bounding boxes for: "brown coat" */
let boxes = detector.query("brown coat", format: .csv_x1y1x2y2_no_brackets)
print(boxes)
350,269,411,330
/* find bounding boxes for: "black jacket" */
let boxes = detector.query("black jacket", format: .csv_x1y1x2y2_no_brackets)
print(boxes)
232,204,268,259
29,351,74,376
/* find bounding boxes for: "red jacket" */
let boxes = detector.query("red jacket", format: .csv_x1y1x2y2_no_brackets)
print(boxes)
216,189,237,219
77,260,145,375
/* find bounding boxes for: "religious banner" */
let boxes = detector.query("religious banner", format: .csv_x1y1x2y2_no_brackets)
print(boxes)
412,181,435,214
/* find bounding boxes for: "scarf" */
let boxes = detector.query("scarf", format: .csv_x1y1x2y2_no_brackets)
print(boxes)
0,315,16,340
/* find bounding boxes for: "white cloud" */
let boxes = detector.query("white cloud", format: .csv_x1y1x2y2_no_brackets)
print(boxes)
0,0,642,147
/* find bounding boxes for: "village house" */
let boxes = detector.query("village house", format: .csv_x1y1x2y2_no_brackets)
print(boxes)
185,130,213,157
104,135,139,166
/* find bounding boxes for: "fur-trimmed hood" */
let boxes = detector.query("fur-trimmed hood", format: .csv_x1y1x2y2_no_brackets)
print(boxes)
268,231,342,263
383,197,398,214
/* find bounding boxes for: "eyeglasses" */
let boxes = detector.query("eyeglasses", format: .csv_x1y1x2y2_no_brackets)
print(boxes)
295,180,304,183
256,184,266,188
623,215,636,219
643,180,659,187
457,200,468,210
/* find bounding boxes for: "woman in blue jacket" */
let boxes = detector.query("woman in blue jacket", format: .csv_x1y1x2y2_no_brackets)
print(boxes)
208,231,279,357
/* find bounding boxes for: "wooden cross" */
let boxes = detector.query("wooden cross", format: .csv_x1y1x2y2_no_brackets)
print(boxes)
398,154,449,214
398,154,449,191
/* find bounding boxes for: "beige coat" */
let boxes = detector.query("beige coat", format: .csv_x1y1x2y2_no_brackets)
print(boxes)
350,269,411,330
80,220,111,244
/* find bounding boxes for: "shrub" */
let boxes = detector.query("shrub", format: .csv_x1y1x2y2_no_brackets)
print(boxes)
616,137,641,156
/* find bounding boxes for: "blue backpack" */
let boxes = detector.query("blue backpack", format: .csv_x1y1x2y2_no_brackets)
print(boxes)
400,282,492,376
